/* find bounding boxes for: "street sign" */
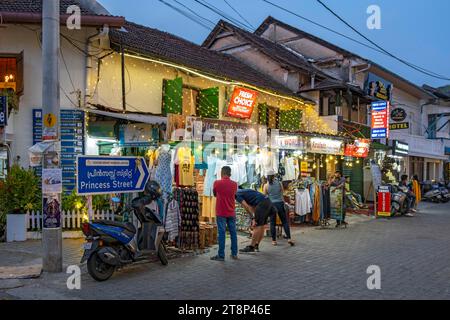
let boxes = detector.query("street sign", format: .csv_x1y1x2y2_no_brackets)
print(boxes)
76,156,150,195
0,96,8,127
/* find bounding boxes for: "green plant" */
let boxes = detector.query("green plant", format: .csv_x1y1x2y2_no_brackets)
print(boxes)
62,189,86,212
0,89,19,111
0,165,41,216
92,194,110,211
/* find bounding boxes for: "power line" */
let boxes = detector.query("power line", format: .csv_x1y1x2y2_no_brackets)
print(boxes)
223,0,255,29
191,0,253,31
315,0,450,81
261,0,386,55
172,0,217,28
158,0,213,30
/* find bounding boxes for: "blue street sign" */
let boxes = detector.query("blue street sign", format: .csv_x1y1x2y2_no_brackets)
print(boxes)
76,156,150,195
0,96,7,127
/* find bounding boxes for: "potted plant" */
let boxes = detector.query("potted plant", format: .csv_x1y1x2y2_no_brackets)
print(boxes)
2,165,40,242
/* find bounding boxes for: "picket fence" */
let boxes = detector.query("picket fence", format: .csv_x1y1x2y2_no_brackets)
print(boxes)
26,210,116,231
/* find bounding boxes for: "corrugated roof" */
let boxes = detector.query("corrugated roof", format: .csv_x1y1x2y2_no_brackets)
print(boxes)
109,21,310,100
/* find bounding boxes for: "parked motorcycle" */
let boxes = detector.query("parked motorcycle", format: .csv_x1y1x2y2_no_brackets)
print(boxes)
390,184,409,217
80,181,168,281
423,181,443,203
438,182,450,203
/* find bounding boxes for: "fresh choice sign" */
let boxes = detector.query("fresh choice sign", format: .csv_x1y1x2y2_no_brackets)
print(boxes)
227,87,258,119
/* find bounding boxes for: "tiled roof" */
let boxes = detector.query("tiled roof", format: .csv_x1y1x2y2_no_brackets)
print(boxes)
1,0,91,15
109,21,307,99
202,20,331,80
255,16,431,98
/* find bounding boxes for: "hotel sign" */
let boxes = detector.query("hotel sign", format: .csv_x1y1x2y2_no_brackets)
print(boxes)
389,122,409,130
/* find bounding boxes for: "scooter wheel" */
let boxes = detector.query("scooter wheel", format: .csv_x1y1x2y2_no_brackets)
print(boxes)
87,252,115,282
158,243,169,266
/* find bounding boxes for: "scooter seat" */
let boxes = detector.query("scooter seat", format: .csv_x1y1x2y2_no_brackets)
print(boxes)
92,220,136,233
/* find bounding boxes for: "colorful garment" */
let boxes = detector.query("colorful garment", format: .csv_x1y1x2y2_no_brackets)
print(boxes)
155,149,173,198
203,156,218,196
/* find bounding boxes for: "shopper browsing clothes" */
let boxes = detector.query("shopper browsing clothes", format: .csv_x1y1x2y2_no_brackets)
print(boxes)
236,188,277,253
210,166,239,261
262,170,295,247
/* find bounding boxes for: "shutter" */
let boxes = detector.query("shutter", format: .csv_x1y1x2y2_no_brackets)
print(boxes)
258,103,268,125
197,87,219,118
16,51,24,96
162,77,183,115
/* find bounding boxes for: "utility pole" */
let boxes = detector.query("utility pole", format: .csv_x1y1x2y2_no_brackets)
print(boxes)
41,0,62,272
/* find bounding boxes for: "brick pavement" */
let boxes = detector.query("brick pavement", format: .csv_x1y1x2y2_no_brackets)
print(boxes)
1,202,450,300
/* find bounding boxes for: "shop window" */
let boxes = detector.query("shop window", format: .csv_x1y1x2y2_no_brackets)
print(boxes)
162,77,183,115
0,52,24,95
319,91,336,116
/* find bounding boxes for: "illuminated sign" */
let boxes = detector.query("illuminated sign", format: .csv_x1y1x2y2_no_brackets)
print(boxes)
393,140,409,156
371,101,389,139
391,108,407,122
345,139,370,158
365,73,393,101
309,138,343,155
227,87,258,119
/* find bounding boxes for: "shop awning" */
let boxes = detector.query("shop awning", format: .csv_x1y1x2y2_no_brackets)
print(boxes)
84,108,167,125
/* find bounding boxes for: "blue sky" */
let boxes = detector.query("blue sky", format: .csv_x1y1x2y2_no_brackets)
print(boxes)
99,0,450,88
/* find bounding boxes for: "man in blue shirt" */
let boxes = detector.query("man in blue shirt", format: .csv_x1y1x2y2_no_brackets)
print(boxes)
236,189,277,253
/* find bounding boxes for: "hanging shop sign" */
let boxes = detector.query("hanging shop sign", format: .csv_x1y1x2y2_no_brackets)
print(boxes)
377,185,391,217
119,123,154,147
308,138,343,155
371,101,390,139
392,140,409,156
227,87,258,119
274,135,306,150
0,96,8,127
389,122,409,130
390,108,407,122
345,139,370,158
76,156,150,196
365,73,393,101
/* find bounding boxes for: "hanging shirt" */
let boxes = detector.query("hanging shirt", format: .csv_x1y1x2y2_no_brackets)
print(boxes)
295,189,312,216
176,146,194,186
282,157,297,181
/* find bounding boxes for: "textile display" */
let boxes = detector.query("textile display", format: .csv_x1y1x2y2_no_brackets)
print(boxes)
174,187,200,250
164,199,181,242
330,186,344,221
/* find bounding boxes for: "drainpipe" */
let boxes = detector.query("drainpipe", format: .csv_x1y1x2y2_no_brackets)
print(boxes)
84,25,109,107
121,44,126,112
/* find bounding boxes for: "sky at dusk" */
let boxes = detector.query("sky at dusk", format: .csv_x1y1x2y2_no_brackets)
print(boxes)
99,0,450,88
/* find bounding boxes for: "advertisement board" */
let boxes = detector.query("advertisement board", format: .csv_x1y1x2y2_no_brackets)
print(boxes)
371,101,390,139
377,186,391,217
227,87,258,119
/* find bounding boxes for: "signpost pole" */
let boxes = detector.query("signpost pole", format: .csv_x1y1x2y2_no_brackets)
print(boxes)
41,0,62,273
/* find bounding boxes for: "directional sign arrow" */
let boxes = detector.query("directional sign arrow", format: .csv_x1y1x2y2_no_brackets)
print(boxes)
76,156,150,196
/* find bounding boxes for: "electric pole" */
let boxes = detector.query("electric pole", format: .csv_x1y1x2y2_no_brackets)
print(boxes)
41,0,63,272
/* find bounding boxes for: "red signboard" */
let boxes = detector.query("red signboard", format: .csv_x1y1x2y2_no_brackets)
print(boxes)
344,139,370,158
377,187,391,217
227,87,258,119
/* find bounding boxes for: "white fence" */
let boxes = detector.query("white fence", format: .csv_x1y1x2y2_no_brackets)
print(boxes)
26,210,116,231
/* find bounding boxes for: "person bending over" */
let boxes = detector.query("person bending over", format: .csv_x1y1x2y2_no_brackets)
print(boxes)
236,189,277,253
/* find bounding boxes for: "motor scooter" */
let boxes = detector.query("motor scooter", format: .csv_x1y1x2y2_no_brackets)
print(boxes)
390,184,409,217
80,181,168,281
423,181,443,203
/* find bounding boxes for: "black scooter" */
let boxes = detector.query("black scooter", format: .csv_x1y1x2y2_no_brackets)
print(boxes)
81,181,168,281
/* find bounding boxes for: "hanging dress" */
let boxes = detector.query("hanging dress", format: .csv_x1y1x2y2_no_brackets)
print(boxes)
155,150,173,198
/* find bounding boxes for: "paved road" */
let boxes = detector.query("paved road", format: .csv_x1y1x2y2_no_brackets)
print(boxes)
1,202,450,300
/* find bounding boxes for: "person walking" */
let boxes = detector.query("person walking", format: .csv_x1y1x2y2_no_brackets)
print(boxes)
210,166,238,261
262,170,294,246
236,188,277,253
